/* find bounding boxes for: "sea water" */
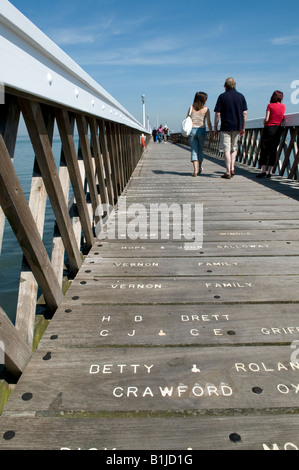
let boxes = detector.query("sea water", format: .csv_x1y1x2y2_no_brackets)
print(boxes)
0,134,72,323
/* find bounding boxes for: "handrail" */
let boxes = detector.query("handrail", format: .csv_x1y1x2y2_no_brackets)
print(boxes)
245,113,299,129
0,1,150,382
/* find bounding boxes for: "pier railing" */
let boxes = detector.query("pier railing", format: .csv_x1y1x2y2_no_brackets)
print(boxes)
175,113,299,180
207,113,299,179
0,1,149,380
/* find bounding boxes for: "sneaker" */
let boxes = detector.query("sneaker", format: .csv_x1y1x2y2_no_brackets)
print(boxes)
256,172,266,178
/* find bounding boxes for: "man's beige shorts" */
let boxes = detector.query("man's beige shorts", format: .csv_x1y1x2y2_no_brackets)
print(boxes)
220,131,239,153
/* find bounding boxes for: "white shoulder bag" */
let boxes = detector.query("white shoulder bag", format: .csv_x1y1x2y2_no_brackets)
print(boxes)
181,105,193,137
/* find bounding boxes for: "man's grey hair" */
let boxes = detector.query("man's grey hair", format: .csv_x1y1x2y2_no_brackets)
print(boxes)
224,77,236,89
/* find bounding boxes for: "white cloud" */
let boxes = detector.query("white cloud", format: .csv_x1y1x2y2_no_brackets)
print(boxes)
272,35,299,46
52,28,95,45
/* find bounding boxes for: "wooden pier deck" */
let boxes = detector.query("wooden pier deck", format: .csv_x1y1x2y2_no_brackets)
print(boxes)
1,141,299,450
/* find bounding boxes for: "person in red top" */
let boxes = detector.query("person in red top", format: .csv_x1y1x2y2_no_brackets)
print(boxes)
256,90,286,178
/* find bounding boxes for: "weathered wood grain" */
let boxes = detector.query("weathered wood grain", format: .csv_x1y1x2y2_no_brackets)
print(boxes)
79,256,299,276
89,240,299,256
45,274,299,305
2,346,299,415
1,415,299,450
0,308,32,377
38,303,299,349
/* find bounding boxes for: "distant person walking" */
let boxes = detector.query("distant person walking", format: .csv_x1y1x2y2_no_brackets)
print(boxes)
157,125,164,143
256,90,286,178
214,77,247,179
188,92,213,176
164,126,169,142
152,128,157,142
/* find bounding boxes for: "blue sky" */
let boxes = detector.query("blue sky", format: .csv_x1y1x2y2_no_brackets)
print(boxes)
9,0,299,131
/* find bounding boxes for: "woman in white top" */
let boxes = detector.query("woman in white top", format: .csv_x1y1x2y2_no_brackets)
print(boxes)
187,92,213,176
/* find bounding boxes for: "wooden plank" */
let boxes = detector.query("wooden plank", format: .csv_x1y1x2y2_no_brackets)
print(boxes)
114,208,299,220
1,415,299,450
96,226,299,244
2,346,299,415
38,303,299,349
89,240,299,257
49,274,299,305
78,256,299,276
96,228,298,242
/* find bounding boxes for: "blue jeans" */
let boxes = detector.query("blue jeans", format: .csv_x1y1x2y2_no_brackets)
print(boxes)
189,127,206,162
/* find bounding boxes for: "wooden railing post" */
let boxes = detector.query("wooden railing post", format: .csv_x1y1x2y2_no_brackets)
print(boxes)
76,114,100,222
279,127,299,177
55,108,94,249
106,121,120,202
0,95,20,255
88,116,109,210
19,98,82,275
98,119,115,207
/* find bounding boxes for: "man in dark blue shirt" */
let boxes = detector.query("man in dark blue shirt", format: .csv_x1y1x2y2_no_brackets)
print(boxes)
214,78,247,178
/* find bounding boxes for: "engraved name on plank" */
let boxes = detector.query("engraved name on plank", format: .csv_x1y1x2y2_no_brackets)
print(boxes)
98,311,299,341
87,357,299,399
88,361,234,398
99,312,231,339
110,280,253,289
